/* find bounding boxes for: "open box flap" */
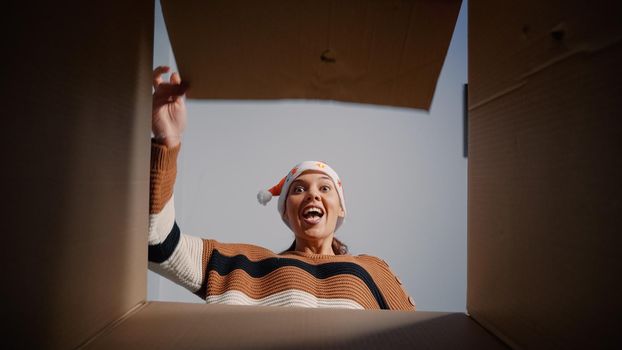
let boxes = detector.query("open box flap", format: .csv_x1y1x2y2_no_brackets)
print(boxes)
161,0,461,110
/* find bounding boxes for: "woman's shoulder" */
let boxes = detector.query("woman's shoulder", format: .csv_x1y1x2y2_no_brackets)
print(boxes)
355,253,391,267
353,254,402,280
355,253,416,310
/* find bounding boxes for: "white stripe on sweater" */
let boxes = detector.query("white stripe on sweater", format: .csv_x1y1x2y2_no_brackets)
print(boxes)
205,289,365,309
148,194,176,245
148,196,204,293
148,233,204,292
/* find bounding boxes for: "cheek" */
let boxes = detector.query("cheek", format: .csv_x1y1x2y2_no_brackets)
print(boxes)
285,197,299,220
327,196,342,215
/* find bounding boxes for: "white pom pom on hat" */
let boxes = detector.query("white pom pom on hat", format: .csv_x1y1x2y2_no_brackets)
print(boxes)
257,161,346,232
256,190,273,205
257,175,286,205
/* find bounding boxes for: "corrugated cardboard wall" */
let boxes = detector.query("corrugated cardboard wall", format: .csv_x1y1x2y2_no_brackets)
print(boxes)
84,302,509,349
4,2,153,349
468,0,622,348
161,0,461,110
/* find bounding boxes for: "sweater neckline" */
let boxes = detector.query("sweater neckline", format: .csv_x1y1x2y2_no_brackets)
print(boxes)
284,251,351,260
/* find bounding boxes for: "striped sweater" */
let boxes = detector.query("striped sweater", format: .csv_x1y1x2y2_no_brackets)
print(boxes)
148,142,416,310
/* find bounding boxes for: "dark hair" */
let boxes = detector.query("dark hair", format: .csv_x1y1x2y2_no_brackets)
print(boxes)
281,237,349,255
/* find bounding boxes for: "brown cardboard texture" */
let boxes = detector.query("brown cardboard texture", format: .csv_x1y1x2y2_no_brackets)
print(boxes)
160,0,461,110
5,1,154,349
468,0,622,349
84,302,507,349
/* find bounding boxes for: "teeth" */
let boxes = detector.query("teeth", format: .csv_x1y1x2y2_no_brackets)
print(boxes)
303,207,323,215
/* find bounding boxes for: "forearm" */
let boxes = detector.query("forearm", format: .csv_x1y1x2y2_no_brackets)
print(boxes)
149,141,180,215
148,141,205,293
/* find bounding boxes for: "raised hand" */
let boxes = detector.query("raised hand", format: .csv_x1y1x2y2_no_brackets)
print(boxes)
152,66,188,148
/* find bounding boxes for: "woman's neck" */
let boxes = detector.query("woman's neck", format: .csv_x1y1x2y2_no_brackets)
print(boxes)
295,237,335,255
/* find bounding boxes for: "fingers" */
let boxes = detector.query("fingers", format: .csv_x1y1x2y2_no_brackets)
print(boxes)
153,66,188,105
169,72,188,102
153,67,187,93
177,81,189,96
153,82,189,107
170,71,181,85
153,66,170,89
154,82,188,97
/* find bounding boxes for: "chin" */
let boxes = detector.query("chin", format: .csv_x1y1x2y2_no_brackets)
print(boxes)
299,224,336,239
301,229,329,239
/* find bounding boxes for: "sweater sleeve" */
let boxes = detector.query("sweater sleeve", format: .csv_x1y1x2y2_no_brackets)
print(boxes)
147,141,205,294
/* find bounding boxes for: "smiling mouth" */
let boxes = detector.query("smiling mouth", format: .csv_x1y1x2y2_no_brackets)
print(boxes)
301,207,324,225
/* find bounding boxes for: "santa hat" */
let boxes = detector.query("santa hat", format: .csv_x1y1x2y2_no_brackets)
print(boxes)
257,161,346,232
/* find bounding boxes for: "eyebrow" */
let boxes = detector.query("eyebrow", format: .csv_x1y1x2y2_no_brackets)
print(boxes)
291,176,332,185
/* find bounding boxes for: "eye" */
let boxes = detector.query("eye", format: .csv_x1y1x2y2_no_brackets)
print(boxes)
293,186,305,194
320,185,331,192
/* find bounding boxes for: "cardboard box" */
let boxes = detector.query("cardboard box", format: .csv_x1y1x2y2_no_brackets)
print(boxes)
82,302,506,349
468,1,622,348
160,0,462,110
6,0,620,349
5,1,154,349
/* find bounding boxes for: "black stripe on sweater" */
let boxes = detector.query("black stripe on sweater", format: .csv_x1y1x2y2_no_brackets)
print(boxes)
148,221,180,263
207,249,389,309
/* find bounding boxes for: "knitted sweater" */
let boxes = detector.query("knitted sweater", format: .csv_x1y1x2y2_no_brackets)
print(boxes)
147,142,416,310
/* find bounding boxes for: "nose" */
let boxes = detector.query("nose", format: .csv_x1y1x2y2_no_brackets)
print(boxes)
305,188,321,202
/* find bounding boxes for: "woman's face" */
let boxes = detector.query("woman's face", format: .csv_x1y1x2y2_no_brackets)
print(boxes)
284,170,345,243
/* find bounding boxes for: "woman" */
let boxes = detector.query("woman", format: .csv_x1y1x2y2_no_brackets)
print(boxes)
149,66,416,310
